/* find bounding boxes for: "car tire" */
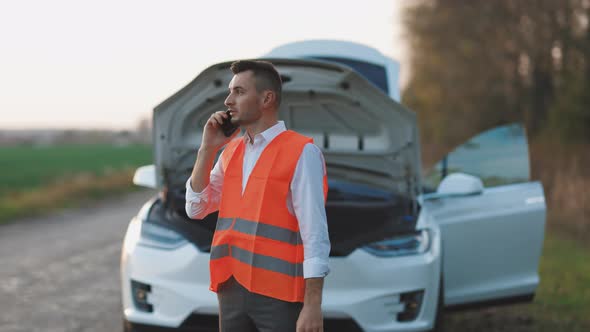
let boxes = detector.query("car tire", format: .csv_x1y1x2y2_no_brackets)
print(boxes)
123,318,131,332
429,276,445,332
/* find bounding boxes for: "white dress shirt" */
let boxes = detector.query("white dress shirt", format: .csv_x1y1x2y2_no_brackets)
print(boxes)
185,121,330,279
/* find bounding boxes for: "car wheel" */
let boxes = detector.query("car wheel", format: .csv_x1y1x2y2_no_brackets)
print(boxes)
429,276,445,332
123,318,131,332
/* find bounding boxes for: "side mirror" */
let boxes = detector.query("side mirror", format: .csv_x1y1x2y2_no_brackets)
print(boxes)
437,173,483,196
420,173,483,202
133,164,157,189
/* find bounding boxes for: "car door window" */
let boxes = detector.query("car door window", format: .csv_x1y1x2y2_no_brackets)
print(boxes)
424,123,530,190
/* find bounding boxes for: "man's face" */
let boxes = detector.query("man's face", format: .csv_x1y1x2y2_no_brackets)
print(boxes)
224,70,263,126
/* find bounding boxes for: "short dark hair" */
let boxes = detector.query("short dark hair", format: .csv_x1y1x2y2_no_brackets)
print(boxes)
230,60,282,107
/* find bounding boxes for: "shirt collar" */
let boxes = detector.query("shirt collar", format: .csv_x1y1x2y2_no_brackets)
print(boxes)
243,121,286,144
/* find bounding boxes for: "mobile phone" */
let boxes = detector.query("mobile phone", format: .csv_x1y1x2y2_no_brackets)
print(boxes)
220,110,239,137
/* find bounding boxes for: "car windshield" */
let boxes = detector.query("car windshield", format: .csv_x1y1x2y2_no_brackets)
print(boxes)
309,56,389,93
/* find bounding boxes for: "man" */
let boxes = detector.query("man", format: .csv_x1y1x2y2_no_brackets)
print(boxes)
185,60,330,332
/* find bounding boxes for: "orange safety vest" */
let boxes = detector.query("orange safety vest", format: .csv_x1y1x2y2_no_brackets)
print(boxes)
209,130,328,303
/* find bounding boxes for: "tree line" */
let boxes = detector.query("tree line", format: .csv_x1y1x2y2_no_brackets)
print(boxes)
402,0,590,146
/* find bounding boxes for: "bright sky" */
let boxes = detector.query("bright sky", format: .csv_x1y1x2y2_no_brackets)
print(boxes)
0,0,408,130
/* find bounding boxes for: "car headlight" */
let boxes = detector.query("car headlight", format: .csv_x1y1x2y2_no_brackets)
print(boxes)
138,222,188,250
362,229,430,257
134,200,188,250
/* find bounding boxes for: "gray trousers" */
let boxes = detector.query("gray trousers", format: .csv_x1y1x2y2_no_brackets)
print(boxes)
217,277,303,332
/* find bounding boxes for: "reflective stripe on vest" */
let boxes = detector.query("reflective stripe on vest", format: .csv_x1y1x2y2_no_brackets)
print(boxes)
209,130,327,303
215,217,303,246
211,244,303,277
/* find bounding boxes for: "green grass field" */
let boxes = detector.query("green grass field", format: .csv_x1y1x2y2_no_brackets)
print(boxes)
0,144,153,222
537,227,590,322
0,144,152,194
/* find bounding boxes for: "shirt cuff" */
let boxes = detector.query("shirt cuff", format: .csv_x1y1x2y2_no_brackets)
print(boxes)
185,177,206,203
303,257,330,279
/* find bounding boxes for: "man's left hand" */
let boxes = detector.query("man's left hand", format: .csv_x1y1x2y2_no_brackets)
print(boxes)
296,304,323,332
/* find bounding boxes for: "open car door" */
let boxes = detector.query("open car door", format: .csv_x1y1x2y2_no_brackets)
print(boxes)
422,123,546,308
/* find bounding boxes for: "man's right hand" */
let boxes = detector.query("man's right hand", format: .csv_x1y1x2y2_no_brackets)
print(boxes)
201,111,239,152
190,111,239,194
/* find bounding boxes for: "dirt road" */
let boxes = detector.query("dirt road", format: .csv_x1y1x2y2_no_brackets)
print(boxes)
0,190,156,332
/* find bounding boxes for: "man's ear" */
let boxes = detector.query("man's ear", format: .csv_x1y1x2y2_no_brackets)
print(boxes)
262,90,275,108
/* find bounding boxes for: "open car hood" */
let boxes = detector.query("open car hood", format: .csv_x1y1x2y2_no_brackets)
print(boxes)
153,59,421,200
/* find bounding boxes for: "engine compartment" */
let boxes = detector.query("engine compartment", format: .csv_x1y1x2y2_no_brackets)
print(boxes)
145,178,417,257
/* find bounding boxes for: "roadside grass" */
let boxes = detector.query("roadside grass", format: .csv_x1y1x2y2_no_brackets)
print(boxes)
0,168,144,224
0,144,151,195
442,222,590,332
0,144,152,223
537,223,590,322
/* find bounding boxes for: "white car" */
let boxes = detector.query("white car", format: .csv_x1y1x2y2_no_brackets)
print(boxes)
121,40,546,332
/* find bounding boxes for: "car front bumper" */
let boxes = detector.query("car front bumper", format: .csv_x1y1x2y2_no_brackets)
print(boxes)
121,218,441,332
